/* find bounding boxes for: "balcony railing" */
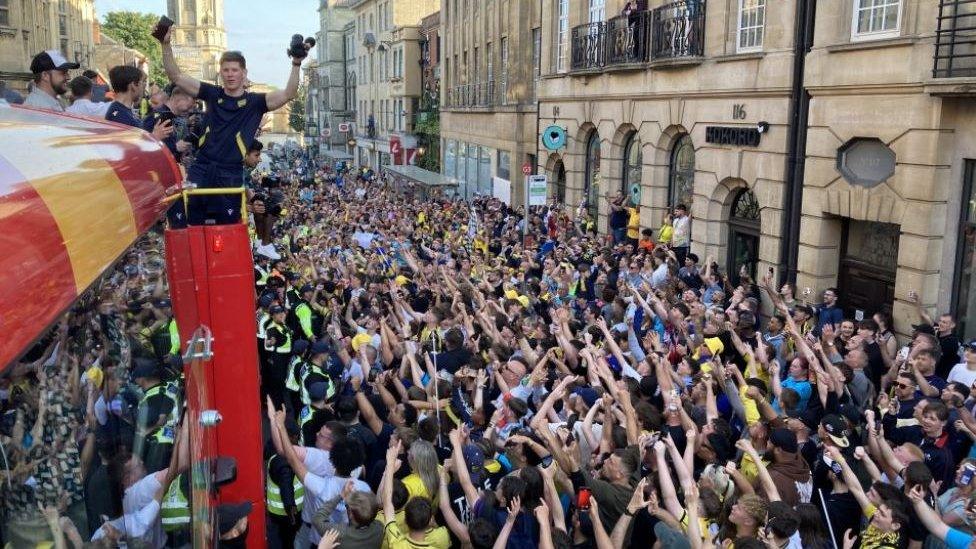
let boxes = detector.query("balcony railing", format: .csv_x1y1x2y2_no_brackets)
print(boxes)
934,0,976,78
445,81,499,107
568,3,701,72
652,1,705,60
571,21,609,70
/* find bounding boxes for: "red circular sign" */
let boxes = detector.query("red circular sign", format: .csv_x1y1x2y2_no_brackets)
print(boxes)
521,163,532,175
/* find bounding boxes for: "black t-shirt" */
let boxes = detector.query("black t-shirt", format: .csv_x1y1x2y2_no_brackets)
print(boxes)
431,348,472,374
609,208,627,229
824,491,861,549
194,82,269,167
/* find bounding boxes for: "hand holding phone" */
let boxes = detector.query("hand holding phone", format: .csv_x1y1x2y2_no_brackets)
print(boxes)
152,16,175,43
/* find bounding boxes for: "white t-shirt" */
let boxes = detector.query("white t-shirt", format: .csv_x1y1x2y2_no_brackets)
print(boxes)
948,363,976,388
91,470,165,546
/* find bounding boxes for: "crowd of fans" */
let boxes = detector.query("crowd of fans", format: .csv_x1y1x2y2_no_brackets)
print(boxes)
4,42,976,549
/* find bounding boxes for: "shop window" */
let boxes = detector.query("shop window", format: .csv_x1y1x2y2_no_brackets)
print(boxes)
954,160,976,340
585,132,601,221
669,134,695,209
623,133,642,205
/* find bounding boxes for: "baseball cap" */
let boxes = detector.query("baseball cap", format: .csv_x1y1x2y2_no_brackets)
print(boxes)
769,427,798,454
269,305,286,314
310,340,330,355
912,323,936,335
156,298,172,308
965,340,976,352
30,50,80,73
300,284,315,294
462,444,485,484
654,522,691,549
309,381,329,401
820,414,850,448
258,294,274,308
573,387,599,407
217,501,252,536
131,358,159,380
292,339,310,355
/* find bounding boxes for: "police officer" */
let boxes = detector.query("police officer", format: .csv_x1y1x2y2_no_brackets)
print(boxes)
161,473,192,545
299,381,334,446
287,284,320,341
156,299,181,357
283,272,302,309
285,339,310,416
266,418,304,549
254,255,272,293
264,305,293,408
257,294,274,368
299,340,333,408
132,359,178,473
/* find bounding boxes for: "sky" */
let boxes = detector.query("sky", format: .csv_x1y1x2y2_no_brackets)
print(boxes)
95,0,319,86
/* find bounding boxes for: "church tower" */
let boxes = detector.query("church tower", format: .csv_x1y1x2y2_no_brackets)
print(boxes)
167,0,228,82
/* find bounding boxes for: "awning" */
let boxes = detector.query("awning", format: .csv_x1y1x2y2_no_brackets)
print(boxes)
321,149,354,160
383,165,459,189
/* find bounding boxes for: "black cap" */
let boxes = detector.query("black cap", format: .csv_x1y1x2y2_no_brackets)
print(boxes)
292,339,310,355
300,284,315,294
30,50,80,73
156,298,172,308
309,381,329,401
217,501,252,536
310,340,330,355
769,428,798,454
131,358,160,380
269,305,285,315
821,413,850,448
258,294,274,308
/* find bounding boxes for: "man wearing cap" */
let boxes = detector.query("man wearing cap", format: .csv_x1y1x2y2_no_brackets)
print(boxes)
762,428,813,506
264,305,294,408
299,341,333,408
299,382,334,446
25,50,78,111
216,501,253,548
266,418,304,549
132,359,177,473
288,284,320,341
143,84,196,164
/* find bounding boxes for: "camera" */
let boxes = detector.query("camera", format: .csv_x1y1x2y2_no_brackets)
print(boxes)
288,34,316,59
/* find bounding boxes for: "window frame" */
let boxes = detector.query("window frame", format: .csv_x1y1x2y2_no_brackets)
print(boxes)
668,134,696,209
953,160,976,340
555,0,569,73
736,0,766,53
622,132,642,201
851,0,903,42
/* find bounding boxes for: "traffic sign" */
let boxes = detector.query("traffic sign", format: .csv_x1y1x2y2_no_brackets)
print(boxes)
527,175,548,206
522,163,532,176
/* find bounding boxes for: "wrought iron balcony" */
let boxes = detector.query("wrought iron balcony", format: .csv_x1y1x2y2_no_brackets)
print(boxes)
569,5,700,72
934,0,976,78
651,0,705,61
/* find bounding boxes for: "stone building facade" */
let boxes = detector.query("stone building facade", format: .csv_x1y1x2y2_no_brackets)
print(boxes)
529,0,976,339
350,0,439,169
167,0,227,83
440,0,542,201
313,0,355,156
0,0,97,92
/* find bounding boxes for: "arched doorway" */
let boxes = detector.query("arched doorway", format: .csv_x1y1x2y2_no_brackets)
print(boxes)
551,160,566,203
727,188,761,287
623,133,642,206
669,134,695,209
584,131,601,220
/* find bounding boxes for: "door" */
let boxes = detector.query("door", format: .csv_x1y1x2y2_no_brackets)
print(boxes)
838,219,899,318
727,189,760,287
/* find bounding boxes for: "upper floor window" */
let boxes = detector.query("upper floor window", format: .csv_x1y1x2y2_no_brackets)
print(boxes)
737,0,765,52
588,0,605,23
555,0,569,72
852,0,902,41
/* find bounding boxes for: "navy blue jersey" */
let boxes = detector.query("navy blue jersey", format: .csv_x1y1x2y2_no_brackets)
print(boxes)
105,101,142,128
143,106,181,161
195,82,268,167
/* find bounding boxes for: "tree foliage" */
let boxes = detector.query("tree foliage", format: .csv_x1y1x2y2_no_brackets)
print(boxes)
100,11,166,86
289,83,307,134
414,112,440,172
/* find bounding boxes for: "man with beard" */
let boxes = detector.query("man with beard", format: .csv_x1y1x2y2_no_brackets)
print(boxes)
25,50,78,112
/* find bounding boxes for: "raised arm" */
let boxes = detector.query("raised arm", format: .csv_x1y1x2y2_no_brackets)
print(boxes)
158,27,201,97
736,439,781,502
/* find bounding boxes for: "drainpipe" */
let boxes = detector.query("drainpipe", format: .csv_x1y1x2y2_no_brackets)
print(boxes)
779,0,816,285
